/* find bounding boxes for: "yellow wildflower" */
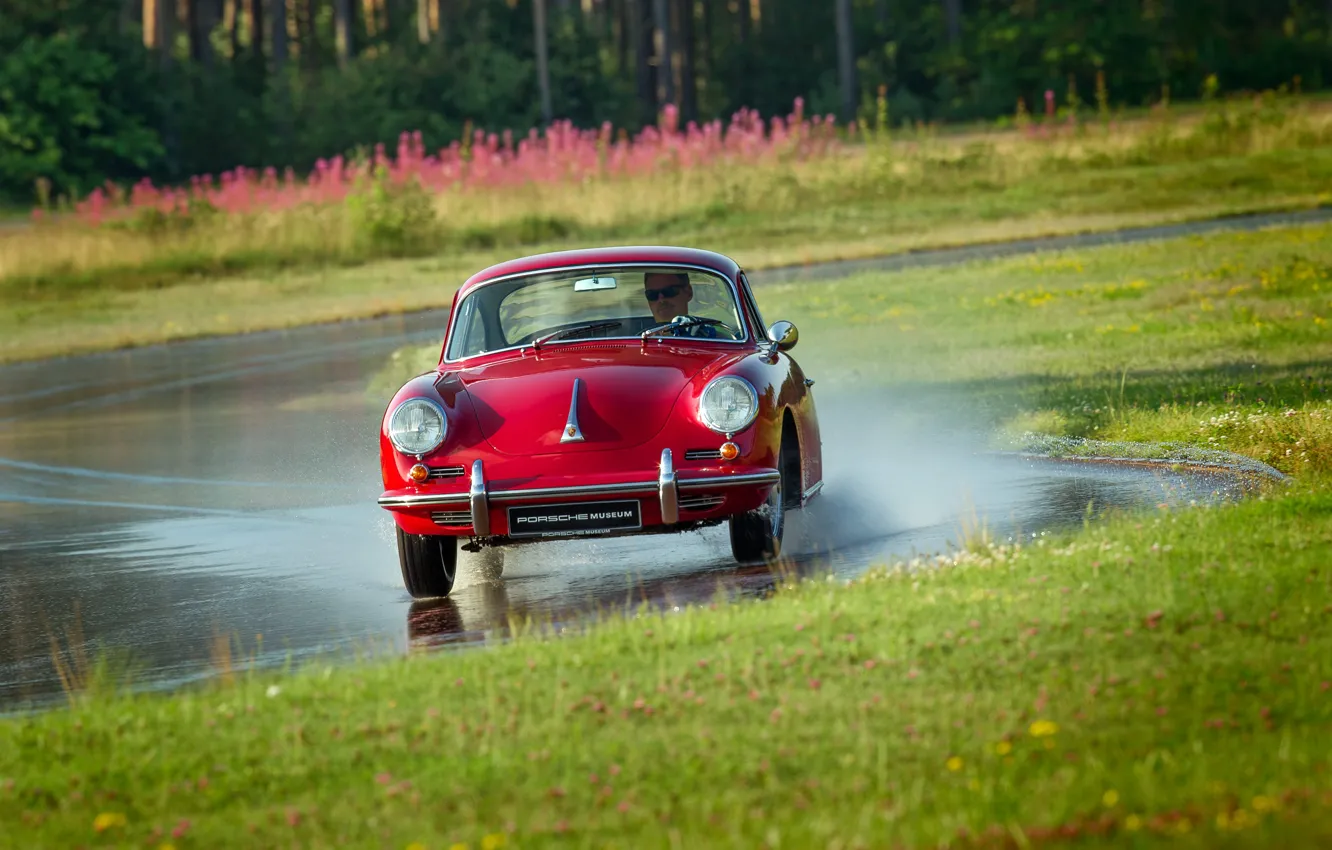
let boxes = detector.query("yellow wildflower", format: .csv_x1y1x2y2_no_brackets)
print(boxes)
994,740,1013,756
481,835,507,850
1028,719,1058,737
93,812,127,832
1102,790,1119,807
406,844,428,850
945,756,964,772
1125,815,1142,831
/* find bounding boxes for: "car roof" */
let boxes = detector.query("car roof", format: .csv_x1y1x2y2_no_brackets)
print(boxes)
460,246,742,294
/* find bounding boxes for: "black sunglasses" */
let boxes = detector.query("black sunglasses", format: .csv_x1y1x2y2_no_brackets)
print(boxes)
644,285,683,302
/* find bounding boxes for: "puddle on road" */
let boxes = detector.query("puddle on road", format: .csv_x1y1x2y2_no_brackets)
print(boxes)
0,312,1274,710
1,449,1259,710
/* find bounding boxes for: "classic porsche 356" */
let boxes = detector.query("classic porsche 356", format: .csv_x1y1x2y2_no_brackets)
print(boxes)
377,246,823,598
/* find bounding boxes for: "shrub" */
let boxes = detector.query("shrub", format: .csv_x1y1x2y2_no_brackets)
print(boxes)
344,167,438,255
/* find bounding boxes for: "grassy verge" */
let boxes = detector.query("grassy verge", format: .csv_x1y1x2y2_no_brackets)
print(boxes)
4,94,1332,364
6,217,1332,847
3,483,1331,848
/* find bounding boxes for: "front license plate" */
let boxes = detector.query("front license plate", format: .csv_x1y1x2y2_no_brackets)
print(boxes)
507,500,642,538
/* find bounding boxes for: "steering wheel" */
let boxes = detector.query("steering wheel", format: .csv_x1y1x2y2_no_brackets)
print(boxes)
641,315,734,339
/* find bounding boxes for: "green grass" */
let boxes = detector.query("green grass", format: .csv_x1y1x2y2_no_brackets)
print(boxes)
3,92,1332,364
3,483,1332,848
7,210,1332,848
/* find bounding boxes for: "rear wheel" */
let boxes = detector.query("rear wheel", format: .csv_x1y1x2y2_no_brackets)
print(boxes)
396,527,459,598
730,427,797,563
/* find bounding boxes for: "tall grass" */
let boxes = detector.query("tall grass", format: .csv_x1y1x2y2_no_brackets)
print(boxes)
5,90,1330,301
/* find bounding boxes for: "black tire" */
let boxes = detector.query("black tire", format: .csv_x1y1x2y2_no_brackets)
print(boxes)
396,526,459,599
730,426,797,563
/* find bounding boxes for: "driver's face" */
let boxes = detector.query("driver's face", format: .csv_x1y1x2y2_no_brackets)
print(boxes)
644,273,692,323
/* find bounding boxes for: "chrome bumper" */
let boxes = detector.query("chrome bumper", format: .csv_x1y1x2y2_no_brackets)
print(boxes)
378,449,779,532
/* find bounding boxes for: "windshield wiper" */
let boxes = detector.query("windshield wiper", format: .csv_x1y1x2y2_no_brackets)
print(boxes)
531,321,623,350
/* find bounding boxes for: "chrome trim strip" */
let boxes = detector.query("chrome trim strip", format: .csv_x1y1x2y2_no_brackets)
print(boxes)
677,471,779,490
442,262,753,364
560,378,586,443
659,448,679,524
489,481,657,500
470,460,490,536
379,492,471,508
802,480,824,504
684,449,723,460
378,468,780,509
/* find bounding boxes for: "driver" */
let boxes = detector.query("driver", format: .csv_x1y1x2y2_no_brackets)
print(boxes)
643,271,693,324
643,270,725,339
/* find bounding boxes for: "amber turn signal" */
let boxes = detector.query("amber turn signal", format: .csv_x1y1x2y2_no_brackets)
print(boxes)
408,463,430,483
719,442,740,461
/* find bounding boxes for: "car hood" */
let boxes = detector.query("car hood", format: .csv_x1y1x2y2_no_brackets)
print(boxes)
455,344,742,455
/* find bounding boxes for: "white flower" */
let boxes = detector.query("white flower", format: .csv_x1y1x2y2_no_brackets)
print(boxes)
266,685,281,699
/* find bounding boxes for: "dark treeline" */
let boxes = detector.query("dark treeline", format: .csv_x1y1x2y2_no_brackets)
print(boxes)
4,0,1332,202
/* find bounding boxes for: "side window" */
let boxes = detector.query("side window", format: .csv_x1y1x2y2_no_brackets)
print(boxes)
447,297,487,359
461,305,487,356
738,272,767,334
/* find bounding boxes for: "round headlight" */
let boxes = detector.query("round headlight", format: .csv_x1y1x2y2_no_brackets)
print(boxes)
388,398,447,456
698,376,759,434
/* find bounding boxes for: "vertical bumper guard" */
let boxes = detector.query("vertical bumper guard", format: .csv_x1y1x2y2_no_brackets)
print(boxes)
659,448,679,525
470,460,490,537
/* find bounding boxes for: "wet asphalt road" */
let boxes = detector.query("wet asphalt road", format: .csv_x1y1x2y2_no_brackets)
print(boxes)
8,211,1315,708
0,307,1260,710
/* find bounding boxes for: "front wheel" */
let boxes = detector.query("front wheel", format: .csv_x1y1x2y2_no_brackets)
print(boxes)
730,464,788,565
396,527,459,598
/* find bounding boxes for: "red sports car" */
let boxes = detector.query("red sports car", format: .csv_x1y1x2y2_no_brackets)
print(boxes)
378,246,823,598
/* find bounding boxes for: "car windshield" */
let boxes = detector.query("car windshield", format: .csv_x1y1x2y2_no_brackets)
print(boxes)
445,265,746,360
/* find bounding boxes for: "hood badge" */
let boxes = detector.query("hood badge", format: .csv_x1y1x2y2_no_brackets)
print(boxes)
560,378,586,443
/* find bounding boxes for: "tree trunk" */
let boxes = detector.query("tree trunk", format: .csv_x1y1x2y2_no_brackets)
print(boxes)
534,0,554,123
249,0,264,67
155,0,175,65
193,0,222,67
629,0,655,123
383,0,404,41
835,0,855,123
615,0,628,73
155,0,178,177
699,0,712,80
417,0,430,43
737,0,749,45
335,0,353,66
943,0,961,47
678,0,696,122
226,0,240,57
269,0,288,73
652,0,673,108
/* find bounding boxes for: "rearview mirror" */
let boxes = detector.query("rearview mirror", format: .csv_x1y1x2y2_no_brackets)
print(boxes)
768,320,798,351
574,276,617,292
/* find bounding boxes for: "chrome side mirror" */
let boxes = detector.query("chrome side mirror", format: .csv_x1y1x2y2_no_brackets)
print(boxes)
767,320,798,351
